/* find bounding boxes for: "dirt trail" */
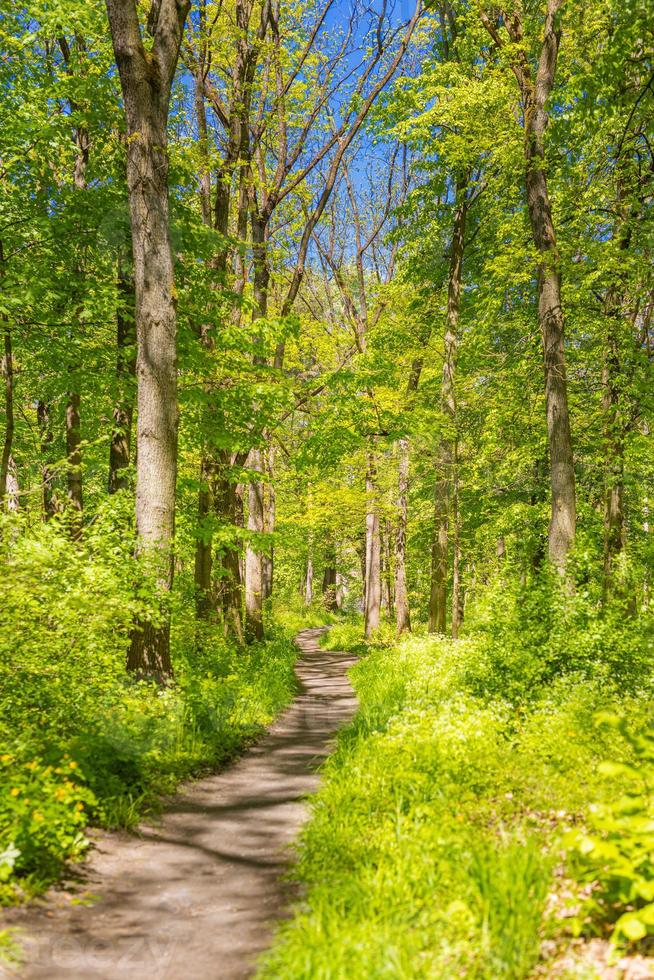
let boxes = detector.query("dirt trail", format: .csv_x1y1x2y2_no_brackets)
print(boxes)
3,628,357,979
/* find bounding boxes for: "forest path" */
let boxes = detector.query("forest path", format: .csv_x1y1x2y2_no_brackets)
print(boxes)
3,628,357,980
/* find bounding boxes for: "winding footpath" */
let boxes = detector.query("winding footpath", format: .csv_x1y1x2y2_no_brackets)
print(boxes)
3,628,357,979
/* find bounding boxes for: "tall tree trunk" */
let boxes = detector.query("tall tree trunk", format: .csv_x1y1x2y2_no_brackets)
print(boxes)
0,318,14,508
451,443,463,638
364,455,381,638
322,543,337,612
602,307,625,599
65,389,83,535
37,400,56,520
245,448,265,641
108,254,136,493
215,456,244,642
480,1,575,568
106,0,190,680
394,437,411,634
304,541,314,606
522,4,575,568
262,446,275,599
429,174,467,635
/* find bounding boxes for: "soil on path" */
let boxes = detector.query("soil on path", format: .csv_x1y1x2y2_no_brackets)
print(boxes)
2,628,357,980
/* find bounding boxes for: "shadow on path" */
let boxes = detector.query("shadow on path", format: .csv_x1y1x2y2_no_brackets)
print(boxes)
2,628,357,980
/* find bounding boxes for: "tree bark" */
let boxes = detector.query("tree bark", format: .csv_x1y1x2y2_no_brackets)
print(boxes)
245,448,265,641
106,0,189,680
108,254,136,493
364,456,381,638
394,437,411,634
451,444,463,638
480,1,575,569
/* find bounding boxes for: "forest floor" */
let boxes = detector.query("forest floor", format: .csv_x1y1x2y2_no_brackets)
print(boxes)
0,628,357,979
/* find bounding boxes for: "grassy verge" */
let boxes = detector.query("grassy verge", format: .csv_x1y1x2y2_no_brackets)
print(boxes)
259,621,654,979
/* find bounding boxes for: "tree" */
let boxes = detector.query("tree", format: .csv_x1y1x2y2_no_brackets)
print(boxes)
106,0,191,679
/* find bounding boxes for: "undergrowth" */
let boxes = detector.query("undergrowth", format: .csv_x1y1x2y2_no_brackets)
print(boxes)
0,517,299,903
260,578,654,979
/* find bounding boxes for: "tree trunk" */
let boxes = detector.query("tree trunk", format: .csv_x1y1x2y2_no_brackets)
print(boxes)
322,545,337,612
0,319,14,507
37,400,56,520
601,307,625,599
194,456,216,620
305,546,314,606
108,254,136,493
364,456,381,638
215,456,244,642
522,2,576,568
394,437,411,634
106,0,190,680
245,448,265,641
429,174,467,635
451,442,463,638
262,446,275,599
65,390,83,535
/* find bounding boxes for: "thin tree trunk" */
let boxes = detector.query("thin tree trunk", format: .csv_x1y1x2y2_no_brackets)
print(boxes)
107,0,190,680
429,174,467,635
65,390,83,534
364,456,381,638
394,437,411,634
245,448,265,641
262,446,275,599
37,400,56,520
305,546,314,606
108,254,136,493
0,318,14,507
451,441,463,638
216,458,244,642
602,308,625,599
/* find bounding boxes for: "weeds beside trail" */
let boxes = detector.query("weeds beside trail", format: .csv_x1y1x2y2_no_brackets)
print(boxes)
260,617,654,979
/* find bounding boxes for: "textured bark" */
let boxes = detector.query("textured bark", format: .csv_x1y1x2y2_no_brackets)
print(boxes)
364,457,381,638
394,437,411,634
429,175,467,635
215,456,244,642
480,2,575,568
108,256,136,493
106,0,189,680
262,447,275,600
245,448,265,642
451,443,463,639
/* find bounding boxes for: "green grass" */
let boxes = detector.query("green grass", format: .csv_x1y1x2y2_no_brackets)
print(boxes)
258,626,652,979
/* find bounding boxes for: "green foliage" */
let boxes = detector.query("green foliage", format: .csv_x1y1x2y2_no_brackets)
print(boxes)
260,627,648,978
0,518,298,901
568,715,654,947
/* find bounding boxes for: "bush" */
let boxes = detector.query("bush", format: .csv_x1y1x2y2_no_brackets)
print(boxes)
0,517,299,901
259,625,654,978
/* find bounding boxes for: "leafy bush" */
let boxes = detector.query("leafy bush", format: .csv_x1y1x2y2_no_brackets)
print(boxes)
568,714,654,946
0,517,298,901
259,626,654,978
